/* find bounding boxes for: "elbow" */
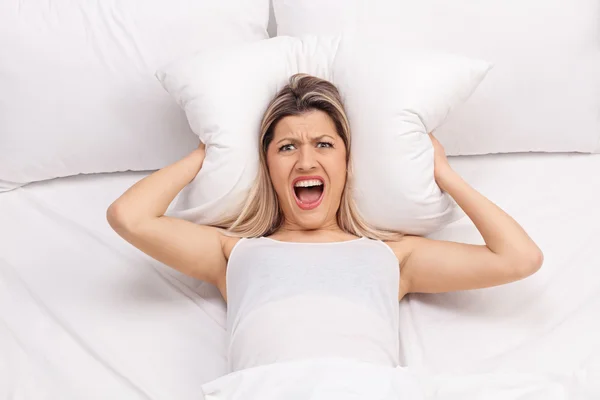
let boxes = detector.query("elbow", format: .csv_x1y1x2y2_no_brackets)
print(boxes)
107,201,155,236
106,201,133,234
525,250,544,277
511,247,544,279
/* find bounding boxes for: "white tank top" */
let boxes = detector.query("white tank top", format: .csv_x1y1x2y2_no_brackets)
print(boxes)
225,236,401,373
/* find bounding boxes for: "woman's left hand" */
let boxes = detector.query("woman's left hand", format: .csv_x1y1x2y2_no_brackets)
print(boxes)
429,133,454,187
394,133,543,299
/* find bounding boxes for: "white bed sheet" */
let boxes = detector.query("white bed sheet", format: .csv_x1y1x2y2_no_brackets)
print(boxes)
401,153,600,398
0,171,228,400
1,152,600,399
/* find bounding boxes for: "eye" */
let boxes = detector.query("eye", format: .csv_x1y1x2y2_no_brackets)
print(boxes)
317,141,333,149
278,143,296,152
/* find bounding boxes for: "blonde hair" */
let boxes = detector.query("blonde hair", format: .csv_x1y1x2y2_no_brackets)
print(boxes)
219,73,400,241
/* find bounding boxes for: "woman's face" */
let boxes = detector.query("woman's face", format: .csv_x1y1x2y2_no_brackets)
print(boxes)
266,110,347,231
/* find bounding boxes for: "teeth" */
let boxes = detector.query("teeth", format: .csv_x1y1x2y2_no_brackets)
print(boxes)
294,179,323,188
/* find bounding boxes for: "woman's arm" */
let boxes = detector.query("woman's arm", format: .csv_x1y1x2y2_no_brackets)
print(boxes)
391,134,543,299
107,144,228,285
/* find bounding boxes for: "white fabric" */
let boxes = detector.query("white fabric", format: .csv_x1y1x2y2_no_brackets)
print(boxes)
200,357,424,400
2,152,600,398
200,358,585,400
225,237,400,372
273,0,600,155
274,0,360,37
0,172,229,400
0,0,269,191
401,153,600,382
157,35,490,235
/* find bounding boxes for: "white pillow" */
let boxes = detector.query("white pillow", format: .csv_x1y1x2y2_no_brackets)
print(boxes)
157,35,490,235
0,0,269,191
273,0,600,155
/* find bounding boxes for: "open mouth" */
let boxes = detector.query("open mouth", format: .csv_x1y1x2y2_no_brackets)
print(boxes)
292,177,325,211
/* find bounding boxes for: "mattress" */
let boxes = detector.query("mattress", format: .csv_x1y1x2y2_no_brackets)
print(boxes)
1,152,600,399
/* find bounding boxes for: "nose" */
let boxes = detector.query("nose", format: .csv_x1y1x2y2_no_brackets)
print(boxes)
296,146,317,172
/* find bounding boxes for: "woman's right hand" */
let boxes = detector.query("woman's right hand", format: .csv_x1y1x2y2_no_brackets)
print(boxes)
195,141,206,160
194,141,207,169
184,141,206,174
107,137,228,288
108,139,206,226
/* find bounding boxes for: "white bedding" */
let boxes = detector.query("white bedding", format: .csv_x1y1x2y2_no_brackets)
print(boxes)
1,152,600,399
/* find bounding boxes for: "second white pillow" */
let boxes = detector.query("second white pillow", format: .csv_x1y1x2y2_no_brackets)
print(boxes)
157,35,490,235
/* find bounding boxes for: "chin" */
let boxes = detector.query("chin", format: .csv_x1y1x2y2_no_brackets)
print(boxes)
291,211,330,230
298,219,328,231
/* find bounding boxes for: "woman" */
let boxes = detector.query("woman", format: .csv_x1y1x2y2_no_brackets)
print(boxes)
107,74,542,391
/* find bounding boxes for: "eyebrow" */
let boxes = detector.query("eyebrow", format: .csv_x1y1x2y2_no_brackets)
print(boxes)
276,135,336,145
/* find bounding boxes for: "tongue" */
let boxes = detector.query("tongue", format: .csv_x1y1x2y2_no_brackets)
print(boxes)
296,186,322,203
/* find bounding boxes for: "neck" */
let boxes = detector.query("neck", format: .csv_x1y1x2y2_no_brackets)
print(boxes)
276,219,349,239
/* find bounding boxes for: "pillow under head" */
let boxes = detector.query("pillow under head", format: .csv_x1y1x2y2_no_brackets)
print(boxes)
157,35,491,235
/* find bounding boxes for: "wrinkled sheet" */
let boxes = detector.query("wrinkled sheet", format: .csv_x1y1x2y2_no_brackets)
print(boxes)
0,172,228,399
1,153,600,399
200,357,424,400
198,356,590,400
399,153,600,398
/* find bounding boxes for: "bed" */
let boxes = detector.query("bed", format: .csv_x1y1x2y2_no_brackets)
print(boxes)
2,152,599,399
